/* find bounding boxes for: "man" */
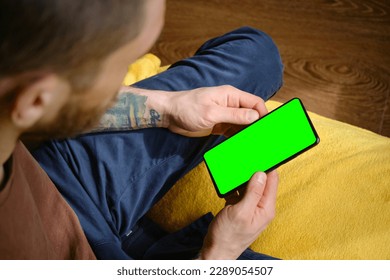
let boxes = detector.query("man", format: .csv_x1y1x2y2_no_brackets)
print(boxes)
0,0,283,259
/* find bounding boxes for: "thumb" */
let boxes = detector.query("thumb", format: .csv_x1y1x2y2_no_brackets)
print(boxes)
237,172,267,214
216,107,259,125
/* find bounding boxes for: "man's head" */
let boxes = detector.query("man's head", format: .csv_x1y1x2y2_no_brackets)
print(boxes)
0,0,165,140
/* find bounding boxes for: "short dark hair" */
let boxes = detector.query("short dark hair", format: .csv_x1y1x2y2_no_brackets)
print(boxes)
0,0,144,99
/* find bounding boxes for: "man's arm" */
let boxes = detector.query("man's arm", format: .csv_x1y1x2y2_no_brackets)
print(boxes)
94,85,266,138
94,86,170,132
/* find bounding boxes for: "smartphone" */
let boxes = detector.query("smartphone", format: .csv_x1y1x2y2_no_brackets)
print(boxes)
203,98,320,197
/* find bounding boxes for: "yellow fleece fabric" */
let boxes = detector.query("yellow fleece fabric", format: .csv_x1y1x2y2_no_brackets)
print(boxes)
125,54,390,260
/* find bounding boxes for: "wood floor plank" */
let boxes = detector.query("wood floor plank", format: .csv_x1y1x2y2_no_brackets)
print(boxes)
151,0,390,136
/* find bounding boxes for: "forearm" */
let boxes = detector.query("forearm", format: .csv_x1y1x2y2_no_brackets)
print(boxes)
94,86,170,132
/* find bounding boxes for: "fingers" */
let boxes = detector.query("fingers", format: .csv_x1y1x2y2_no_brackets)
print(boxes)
219,85,263,108
235,171,279,219
221,86,269,117
237,172,267,214
258,170,279,217
209,86,269,126
252,100,269,117
213,107,259,125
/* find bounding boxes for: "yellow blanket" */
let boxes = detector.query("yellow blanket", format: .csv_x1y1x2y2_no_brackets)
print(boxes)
126,54,390,260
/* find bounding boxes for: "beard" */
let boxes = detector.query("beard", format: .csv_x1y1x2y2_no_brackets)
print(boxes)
21,98,110,143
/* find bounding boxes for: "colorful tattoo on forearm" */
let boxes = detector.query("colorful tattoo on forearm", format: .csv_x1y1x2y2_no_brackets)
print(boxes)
96,92,161,131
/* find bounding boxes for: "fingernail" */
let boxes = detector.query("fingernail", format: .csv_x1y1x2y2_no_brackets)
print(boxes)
248,111,259,122
256,172,266,184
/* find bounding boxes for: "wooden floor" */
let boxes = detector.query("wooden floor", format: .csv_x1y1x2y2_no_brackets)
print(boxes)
151,0,390,137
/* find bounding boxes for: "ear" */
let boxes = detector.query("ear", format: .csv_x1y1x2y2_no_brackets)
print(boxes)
11,75,67,130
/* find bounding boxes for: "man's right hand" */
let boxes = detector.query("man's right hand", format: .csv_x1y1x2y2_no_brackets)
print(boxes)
199,170,279,260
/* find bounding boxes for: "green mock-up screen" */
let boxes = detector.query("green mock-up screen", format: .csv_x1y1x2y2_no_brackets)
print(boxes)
204,98,319,196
